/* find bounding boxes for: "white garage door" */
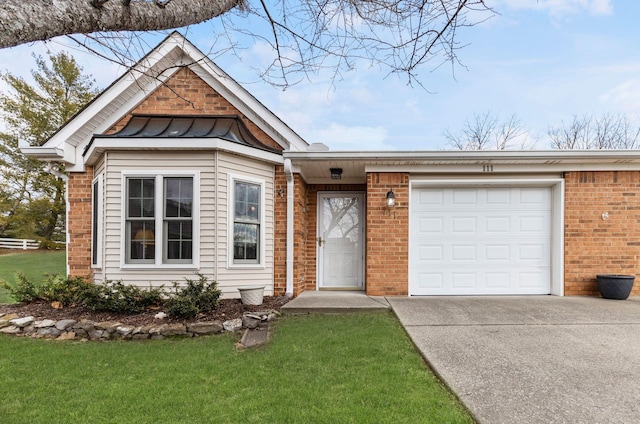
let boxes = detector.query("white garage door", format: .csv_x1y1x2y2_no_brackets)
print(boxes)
410,186,551,295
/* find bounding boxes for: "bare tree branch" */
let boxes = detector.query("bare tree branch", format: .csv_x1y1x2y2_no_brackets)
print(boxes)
0,0,493,88
548,114,640,150
444,111,529,150
0,0,241,49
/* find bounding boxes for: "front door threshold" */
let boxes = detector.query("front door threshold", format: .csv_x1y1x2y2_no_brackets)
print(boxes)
319,287,364,291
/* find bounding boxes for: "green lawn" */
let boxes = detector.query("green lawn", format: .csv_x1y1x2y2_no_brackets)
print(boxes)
0,313,474,423
0,250,66,304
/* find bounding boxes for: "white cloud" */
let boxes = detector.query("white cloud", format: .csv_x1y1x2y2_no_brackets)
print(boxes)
599,77,640,114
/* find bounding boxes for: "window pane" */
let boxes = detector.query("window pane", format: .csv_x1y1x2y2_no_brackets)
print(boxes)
128,178,154,218
129,179,141,198
247,202,259,221
130,221,155,260
235,199,247,220
234,181,259,222
234,223,258,261
166,220,192,261
247,184,259,204
143,199,155,217
165,178,193,218
182,241,192,260
143,179,155,197
92,180,99,265
129,199,142,217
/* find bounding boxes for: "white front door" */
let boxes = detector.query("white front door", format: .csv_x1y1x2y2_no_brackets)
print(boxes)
317,192,365,290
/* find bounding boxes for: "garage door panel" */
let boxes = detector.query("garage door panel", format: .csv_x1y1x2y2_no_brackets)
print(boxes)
410,186,552,295
418,189,444,206
486,188,511,204
452,273,476,288
452,216,477,233
451,245,477,261
419,245,443,261
419,217,443,233
520,187,549,205
485,272,510,288
486,216,511,233
417,273,443,289
485,244,511,261
452,189,478,205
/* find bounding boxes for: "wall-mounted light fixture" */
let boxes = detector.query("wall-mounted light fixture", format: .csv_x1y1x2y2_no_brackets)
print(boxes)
330,168,343,180
386,189,396,207
385,188,396,219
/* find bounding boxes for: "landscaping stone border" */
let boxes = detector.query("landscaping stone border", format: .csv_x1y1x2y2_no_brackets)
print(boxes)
0,311,278,341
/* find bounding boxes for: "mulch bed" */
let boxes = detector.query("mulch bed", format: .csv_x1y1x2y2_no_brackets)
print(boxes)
0,296,290,327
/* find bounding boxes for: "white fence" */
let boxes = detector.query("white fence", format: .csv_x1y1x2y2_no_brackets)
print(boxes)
0,238,40,250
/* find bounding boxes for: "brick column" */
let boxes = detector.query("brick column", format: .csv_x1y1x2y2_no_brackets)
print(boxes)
67,168,94,280
366,172,409,296
273,165,287,295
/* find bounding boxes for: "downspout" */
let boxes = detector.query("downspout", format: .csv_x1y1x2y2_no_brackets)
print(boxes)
284,159,294,298
45,163,70,276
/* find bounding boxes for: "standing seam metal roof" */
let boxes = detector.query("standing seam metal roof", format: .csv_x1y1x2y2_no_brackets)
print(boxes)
89,114,282,154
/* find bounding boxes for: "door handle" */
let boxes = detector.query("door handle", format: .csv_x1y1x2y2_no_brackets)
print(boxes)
318,237,324,247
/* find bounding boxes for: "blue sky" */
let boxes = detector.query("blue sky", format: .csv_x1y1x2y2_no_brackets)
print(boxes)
0,0,637,150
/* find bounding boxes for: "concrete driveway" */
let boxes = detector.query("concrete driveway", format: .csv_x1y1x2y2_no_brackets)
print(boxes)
388,296,640,424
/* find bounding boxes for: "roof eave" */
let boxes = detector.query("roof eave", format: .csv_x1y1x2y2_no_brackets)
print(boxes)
20,145,69,163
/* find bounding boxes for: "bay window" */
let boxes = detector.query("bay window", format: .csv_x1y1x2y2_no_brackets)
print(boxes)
124,173,197,266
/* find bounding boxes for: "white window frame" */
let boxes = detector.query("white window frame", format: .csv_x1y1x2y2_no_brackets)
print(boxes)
91,174,103,268
121,171,200,270
227,173,266,269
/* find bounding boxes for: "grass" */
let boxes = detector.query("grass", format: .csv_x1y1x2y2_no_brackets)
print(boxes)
0,250,66,304
0,313,474,423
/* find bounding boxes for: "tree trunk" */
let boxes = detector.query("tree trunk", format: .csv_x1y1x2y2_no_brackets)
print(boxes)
0,0,240,49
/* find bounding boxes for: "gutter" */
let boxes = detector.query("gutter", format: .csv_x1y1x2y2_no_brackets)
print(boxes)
284,159,294,298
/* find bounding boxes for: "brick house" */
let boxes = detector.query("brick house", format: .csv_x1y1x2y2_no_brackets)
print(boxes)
23,33,640,298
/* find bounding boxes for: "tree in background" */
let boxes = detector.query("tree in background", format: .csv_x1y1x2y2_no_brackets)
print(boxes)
443,111,534,150
548,113,640,150
0,52,99,243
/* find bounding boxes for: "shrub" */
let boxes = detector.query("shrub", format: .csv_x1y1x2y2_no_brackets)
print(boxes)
0,273,40,303
165,274,220,318
39,275,101,307
164,296,199,318
88,281,165,314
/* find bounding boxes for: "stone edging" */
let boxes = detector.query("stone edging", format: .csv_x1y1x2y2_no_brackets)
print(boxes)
0,311,278,341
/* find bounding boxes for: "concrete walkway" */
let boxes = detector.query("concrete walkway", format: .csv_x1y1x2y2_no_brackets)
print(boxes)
388,296,640,424
281,290,390,314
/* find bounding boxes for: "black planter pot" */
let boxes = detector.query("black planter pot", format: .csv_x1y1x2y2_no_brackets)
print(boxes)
596,274,635,300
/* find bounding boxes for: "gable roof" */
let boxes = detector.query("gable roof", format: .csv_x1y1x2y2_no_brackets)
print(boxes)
21,31,308,171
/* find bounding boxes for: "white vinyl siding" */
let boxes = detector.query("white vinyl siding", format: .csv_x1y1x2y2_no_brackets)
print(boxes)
90,156,106,283
216,152,275,297
96,151,275,299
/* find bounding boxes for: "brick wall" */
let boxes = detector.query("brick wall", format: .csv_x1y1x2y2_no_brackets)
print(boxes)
67,167,94,280
273,165,287,295
565,171,640,296
366,173,409,296
107,67,282,151
293,175,310,295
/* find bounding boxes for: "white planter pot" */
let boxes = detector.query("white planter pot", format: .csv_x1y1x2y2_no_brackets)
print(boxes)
238,286,265,305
